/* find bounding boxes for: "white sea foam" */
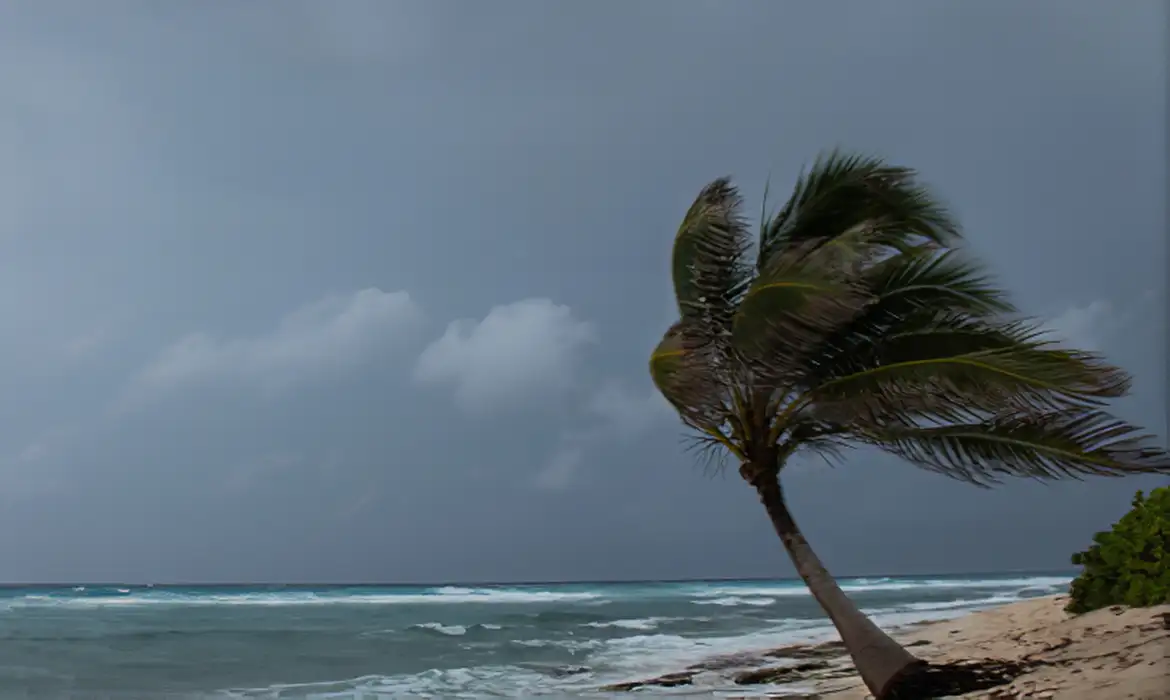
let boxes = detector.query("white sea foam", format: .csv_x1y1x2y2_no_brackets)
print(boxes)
693,596,776,607
411,622,467,636
217,666,590,699
896,594,1024,613
584,617,670,631
586,623,833,682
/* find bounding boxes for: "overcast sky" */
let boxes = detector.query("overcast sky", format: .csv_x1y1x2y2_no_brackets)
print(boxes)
0,1,1165,584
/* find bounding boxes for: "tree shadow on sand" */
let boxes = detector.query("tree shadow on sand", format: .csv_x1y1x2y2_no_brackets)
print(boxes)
885,658,1042,699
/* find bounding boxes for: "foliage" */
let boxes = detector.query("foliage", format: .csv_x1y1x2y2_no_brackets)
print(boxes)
1066,486,1170,614
649,149,1170,485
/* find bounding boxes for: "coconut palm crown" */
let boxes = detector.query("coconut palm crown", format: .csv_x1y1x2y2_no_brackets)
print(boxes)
649,151,1170,699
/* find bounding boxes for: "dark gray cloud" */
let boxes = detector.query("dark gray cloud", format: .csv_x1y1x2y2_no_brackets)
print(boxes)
0,1,1164,584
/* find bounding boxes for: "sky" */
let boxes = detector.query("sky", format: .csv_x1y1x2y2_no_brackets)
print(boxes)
0,1,1165,584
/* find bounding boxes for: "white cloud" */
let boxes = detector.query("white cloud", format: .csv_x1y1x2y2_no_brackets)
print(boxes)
586,381,674,439
124,288,422,407
532,446,583,491
1044,300,1114,352
415,298,596,413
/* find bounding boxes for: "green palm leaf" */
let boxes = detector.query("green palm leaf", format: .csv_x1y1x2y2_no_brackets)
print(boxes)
790,248,1016,392
801,319,1132,428
649,320,730,431
731,244,868,380
863,410,1170,486
672,178,754,352
759,150,961,271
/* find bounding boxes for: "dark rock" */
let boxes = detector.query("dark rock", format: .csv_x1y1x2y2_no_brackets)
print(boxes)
734,661,831,685
549,665,590,678
763,640,846,661
688,651,767,671
1158,612,1170,630
599,671,695,692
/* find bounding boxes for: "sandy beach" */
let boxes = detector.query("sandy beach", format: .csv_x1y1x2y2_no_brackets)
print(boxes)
603,595,1170,699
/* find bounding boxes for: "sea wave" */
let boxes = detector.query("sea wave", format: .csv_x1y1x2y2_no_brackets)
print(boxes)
216,665,588,699
1,586,603,610
0,575,1070,612
687,574,1071,601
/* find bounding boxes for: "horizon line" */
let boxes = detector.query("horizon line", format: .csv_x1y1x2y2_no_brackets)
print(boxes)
0,567,1077,589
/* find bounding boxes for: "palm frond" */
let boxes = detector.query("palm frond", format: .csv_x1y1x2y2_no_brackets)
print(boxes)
731,239,870,384
649,320,732,432
864,248,1014,316
672,178,754,352
797,314,1132,430
790,248,1016,392
759,150,961,271
861,410,1170,486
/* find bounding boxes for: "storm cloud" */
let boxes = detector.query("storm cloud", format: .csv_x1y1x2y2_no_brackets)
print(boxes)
0,1,1164,584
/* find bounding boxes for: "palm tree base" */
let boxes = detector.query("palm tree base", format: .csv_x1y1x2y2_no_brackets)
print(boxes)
878,657,1034,699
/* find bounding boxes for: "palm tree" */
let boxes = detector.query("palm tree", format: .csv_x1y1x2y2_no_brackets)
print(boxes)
648,151,1170,699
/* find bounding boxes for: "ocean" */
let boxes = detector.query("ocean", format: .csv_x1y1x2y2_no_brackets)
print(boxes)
0,573,1071,699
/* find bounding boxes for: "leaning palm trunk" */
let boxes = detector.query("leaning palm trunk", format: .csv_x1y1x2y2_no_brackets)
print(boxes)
650,151,1170,700
754,471,921,695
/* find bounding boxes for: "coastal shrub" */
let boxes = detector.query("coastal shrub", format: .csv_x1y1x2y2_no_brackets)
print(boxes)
1065,486,1170,614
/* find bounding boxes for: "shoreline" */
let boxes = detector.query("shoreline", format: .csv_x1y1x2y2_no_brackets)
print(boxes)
600,595,1170,699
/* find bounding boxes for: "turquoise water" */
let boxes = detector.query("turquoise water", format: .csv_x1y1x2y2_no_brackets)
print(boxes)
0,573,1071,698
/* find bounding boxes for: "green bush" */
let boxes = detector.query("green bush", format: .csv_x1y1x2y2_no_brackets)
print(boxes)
1065,486,1170,614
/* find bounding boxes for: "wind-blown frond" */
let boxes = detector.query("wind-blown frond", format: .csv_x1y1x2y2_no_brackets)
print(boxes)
789,248,1015,392
861,410,1170,486
672,178,754,353
863,248,1014,317
798,316,1133,429
649,320,732,433
758,150,960,271
731,240,868,383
